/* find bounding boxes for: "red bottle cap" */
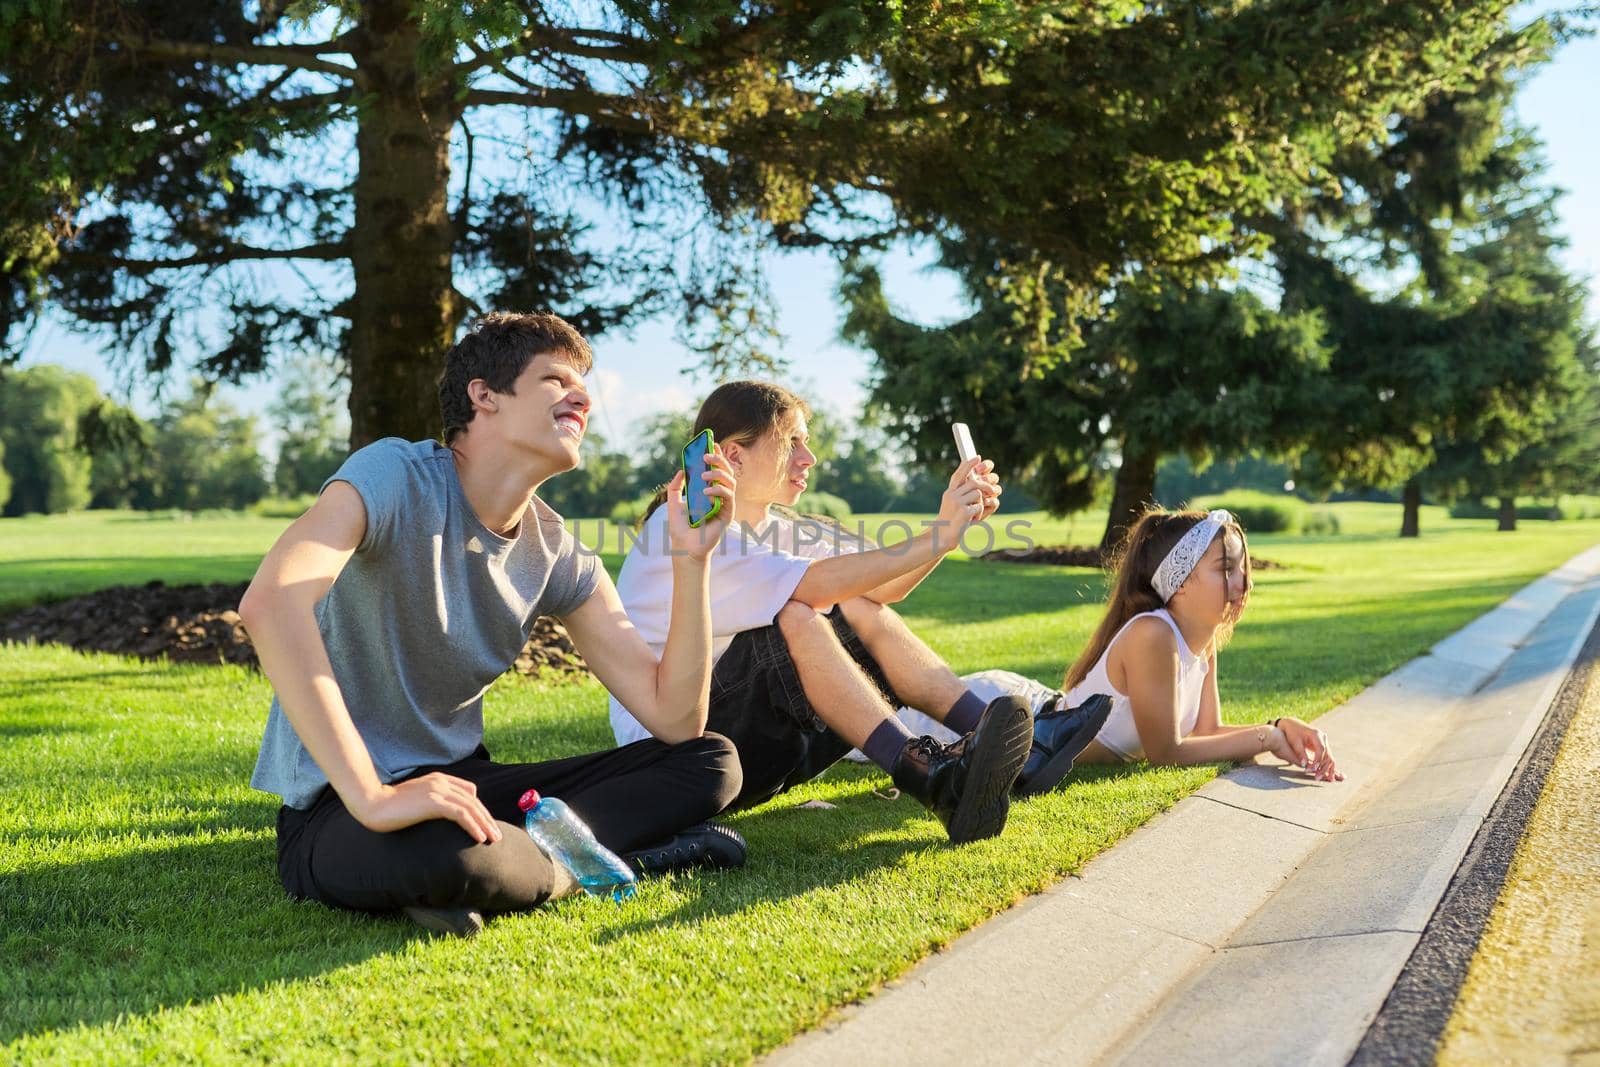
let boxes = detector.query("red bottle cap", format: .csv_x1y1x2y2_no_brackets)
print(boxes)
517,789,541,812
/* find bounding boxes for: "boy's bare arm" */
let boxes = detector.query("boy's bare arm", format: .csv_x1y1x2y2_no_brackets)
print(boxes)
238,482,500,843
561,559,713,745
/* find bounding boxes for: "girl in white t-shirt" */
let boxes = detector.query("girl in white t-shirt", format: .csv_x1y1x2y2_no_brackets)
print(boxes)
610,381,1104,844
903,508,1342,780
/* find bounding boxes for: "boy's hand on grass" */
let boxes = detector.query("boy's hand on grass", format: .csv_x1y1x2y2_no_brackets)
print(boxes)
665,447,737,561
352,772,504,843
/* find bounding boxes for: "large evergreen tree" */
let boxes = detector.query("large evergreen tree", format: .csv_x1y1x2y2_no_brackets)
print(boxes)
1275,24,1594,537
849,12,1589,546
1418,208,1600,531
4,1,1518,446
844,253,1329,551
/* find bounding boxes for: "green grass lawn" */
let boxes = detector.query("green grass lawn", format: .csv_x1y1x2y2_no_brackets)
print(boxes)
3,504,1597,1064
0,510,288,611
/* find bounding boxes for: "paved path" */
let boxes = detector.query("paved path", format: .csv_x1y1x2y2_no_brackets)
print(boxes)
765,546,1600,1067
1435,618,1600,1064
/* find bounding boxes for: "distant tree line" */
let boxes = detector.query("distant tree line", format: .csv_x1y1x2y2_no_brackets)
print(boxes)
0,354,346,516
0,361,992,520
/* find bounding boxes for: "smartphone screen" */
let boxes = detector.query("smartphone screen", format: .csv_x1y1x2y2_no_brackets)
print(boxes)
681,429,721,527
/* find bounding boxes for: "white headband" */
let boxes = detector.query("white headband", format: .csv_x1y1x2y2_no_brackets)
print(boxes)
1151,510,1232,603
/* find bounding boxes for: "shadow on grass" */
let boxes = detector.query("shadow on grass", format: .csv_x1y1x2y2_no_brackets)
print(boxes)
0,834,436,1045
0,669,196,695
0,721,87,740
595,761,1159,943
3,793,279,845
1,769,1042,1046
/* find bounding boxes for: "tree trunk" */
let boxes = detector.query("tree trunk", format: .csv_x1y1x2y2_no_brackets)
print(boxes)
1400,481,1421,538
347,1,460,449
1497,496,1518,532
1100,445,1158,556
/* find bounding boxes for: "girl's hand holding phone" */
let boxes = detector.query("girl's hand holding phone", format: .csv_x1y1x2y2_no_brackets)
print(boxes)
936,457,996,548
951,422,1003,519
666,446,736,561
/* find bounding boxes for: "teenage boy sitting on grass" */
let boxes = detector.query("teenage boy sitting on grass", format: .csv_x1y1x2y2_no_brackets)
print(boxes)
242,312,744,938
609,382,1108,845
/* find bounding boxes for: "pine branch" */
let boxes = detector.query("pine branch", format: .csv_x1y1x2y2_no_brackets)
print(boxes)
456,26,653,75
463,88,652,134
68,241,350,273
272,89,363,114
111,36,360,82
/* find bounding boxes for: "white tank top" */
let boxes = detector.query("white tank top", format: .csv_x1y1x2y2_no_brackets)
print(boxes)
1063,608,1209,762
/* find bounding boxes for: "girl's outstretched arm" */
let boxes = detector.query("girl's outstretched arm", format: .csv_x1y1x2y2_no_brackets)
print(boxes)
1157,641,1342,780
1118,620,1295,767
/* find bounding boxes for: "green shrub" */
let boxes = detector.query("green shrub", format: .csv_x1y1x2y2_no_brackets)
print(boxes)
609,491,656,527
1448,498,1566,521
1301,508,1341,536
1190,490,1304,534
1561,496,1600,519
794,490,852,520
250,495,319,519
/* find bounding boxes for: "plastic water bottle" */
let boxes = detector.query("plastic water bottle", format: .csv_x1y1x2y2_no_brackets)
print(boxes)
517,789,637,902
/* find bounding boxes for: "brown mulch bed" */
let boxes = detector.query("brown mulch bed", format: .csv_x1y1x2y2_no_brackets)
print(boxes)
0,580,591,680
978,545,1284,570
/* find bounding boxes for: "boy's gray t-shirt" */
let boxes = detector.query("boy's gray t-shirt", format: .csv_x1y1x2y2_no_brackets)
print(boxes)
251,438,600,809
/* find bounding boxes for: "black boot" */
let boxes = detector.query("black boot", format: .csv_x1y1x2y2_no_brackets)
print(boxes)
891,695,1032,844
622,822,748,876
1013,694,1113,797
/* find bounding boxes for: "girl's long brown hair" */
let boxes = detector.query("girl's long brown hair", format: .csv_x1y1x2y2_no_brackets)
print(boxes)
642,381,812,523
1062,508,1250,691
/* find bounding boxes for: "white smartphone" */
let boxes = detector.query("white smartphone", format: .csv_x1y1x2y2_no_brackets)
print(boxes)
953,422,977,464
952,422,983,483
947,422,972,463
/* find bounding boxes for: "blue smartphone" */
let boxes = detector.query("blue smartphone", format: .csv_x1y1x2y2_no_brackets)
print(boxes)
681,429,723,528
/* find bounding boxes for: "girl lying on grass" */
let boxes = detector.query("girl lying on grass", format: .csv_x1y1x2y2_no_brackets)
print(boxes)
903,508,1343,781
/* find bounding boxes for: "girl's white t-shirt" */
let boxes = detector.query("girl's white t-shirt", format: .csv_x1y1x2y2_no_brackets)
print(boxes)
608,506,863,744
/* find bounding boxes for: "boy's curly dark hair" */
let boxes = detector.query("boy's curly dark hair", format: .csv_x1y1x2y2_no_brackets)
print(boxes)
437,312,592,443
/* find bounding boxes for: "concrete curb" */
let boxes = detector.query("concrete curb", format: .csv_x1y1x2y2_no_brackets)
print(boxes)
764,545,1600,1067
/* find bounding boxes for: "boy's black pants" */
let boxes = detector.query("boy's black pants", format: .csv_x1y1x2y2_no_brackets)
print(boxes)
274,735,741,915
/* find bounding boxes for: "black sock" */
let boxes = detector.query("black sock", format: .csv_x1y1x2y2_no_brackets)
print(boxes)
862,717,916,773
943,690,989,735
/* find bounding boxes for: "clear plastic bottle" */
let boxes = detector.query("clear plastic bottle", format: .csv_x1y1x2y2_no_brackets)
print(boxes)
517,789,637,901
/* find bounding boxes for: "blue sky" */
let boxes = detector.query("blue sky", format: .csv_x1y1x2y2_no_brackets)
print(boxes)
19,4,1597,457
